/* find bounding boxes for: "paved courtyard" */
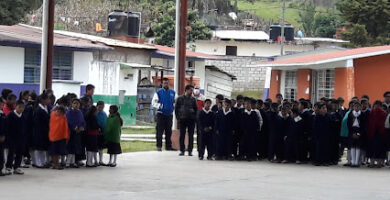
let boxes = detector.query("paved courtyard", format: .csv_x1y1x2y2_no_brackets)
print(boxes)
1,151,390,200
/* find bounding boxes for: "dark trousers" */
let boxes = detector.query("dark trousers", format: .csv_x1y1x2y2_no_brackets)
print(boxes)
0,144,4,171
268,136,283,161
156,114,173,149
179,119,195,153
6,143,23,169
199,132,213,158
232,132,242,157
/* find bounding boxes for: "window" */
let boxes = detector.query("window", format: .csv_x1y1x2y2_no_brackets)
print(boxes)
24,49,73,84
284,70,297,101
316,69,334,100
226,46,237,56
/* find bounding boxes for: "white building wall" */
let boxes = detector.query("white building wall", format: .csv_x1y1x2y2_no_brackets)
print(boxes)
89,61,120,95
0,46,24,83
119,67,138,96
73,51,93,84
195,41,315,57
52,81,81,97
204,68,233,99
194,61,206,90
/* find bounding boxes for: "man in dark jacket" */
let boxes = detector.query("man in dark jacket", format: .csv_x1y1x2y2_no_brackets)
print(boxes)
175,85,198,156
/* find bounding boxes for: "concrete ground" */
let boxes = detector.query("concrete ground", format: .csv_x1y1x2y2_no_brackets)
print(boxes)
1,151,390,200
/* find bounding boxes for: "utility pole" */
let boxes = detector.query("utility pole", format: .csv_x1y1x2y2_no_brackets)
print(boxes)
40,0,55,93
280,0,286,56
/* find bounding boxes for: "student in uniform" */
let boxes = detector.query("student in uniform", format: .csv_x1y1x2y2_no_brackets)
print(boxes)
211,94,224,113
340,101,356,167
22,91,35,168
329,99,342,165
66,99,86,168
214,99,235,160
268,103,283,162
347,102,366,167
85,106,100,167
197,99,215,160
279,105,291,163
76,97,90,166
241,98,260,161
48,106,69,170
104,105,123,167
232,95,245,159
96,101,107,165
367,101,387,168
360,98,371,165
0,100,9,176
283,108,303,163
256,99,268,160
32,93,51,168
298,100,311,163
4,100,26,175
312,103,332,166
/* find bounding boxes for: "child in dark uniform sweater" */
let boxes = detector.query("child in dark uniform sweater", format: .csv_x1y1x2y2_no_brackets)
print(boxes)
197,99,215,160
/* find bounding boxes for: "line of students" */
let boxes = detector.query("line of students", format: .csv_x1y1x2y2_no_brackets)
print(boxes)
0,86,123,176
197,92,390,168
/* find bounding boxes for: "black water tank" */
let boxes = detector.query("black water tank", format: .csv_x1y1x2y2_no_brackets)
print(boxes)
127,12,140,37
270,24,281,41
108,10,128,36
285,24,295,41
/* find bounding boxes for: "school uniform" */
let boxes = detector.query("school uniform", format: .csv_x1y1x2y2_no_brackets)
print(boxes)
104,114,122,155
360,109,370,161
367,108,387,160
257,109,269,159
214,108,235,159
299,109,312,162
23,102,34,163
0,110,5,172
284,116,304,162
49,112,69,156
76,108,89,162
329,112,342,164
66,109,86,155
267,111,283,161
97,111,107,150
232,106,244,158
312,113,332,165
85,114,100,153
197,108,215,159
240,109,260,160
5,111,26,170
33,104,50,151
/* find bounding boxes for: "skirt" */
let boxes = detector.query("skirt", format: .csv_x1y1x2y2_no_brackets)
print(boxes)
49,139,67,156
67,131,82,155
368,133,387,159
86,135,98,152
107,141,122,155
97,135,106,149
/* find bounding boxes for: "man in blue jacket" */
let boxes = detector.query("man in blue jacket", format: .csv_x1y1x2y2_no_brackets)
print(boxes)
152,78,176,151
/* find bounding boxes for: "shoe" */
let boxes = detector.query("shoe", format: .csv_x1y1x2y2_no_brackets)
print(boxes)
109,163,117,167
207,157,212,160
179,152,185,156
52,165,64,170
296,161,302,164
166,147,176,151
0,171,5,176
5,168,12,175
157,147,162,152
199,157,204,160
228,156,235,161
188,152,193,156
77,162,85,167
22,165,30,168
70,164,79,168
13,168,24,175
281,160,288,164
343,163,351,167
99,162,108,166
86,164,95,168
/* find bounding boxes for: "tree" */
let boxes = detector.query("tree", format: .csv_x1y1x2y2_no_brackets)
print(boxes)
337,0,390,46
0,0,42,25
313,12,341,38
341,24,369,48
298,3,316,37
152,1,212,46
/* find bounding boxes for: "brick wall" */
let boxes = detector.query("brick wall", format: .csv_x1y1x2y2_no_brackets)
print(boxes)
205,56,268,91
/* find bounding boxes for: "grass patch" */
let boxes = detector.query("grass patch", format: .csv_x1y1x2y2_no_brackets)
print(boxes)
120,141,156,153
232,90,264,99
122,128,155,135
237,0,301,28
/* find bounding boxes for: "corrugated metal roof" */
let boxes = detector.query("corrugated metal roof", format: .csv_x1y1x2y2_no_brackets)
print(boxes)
295,37,349,44
55,29,156,50
153,45,223,60
206,65,237,80
213,30,269,41
254,45,390,67
0,24,111,50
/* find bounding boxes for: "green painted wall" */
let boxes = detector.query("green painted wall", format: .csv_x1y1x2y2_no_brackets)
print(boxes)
93,95,137,126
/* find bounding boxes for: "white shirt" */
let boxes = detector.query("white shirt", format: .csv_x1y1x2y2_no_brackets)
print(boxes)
39,104,48,113
14,110,22,118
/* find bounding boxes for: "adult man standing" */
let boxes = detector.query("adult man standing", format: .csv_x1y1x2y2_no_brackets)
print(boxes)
175,85,198,156
152,78,176,151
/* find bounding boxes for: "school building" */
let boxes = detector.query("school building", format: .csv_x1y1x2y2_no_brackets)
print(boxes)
254,45,390,103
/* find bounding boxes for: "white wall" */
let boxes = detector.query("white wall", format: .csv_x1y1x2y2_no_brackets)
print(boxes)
204,68,233,99
89,61,120,95
52,81,81,97
73,51,93,84
119,67,138,96
194,60,206,90
0,46,24,83
195,40,315,57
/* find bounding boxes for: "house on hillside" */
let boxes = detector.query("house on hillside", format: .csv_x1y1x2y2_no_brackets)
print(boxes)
254,45,390,104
